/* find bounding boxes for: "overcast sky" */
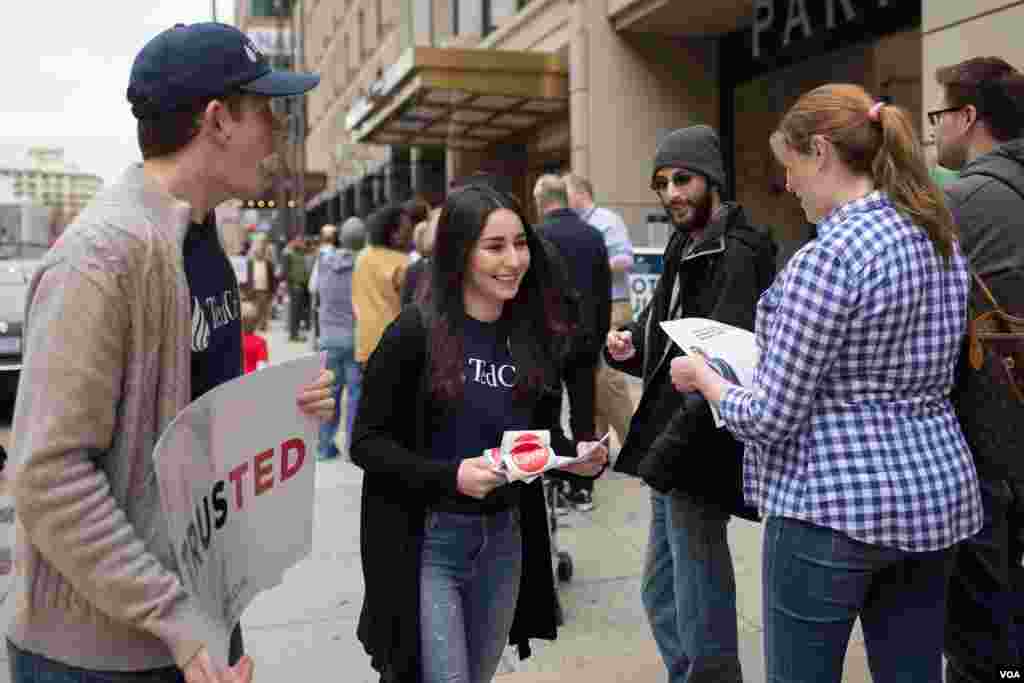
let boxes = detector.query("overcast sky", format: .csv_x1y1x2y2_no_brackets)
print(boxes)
1,1,235,184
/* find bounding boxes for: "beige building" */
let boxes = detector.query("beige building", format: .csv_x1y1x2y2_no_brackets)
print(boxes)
0,147,103,239
295,1,1017,256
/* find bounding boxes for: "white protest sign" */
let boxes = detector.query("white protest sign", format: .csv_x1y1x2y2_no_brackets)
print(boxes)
153,353,322,660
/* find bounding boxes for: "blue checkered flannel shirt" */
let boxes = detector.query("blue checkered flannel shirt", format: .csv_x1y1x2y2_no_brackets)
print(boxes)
719,191,982,551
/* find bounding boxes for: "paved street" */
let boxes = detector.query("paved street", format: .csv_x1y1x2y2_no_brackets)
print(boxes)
0,318,873,682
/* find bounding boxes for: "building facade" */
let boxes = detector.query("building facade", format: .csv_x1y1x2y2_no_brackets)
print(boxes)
294,1,1020,258
235,0,327,239
0,148,103,241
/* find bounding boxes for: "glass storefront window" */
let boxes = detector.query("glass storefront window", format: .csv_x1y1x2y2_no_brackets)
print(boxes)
250,0,290,18
452,0,531,37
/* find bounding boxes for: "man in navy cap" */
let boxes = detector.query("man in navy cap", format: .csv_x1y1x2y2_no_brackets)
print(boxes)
6,22,334,683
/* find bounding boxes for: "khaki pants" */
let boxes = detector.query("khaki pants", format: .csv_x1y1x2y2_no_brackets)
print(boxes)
595,300,637,447
250,290,273,331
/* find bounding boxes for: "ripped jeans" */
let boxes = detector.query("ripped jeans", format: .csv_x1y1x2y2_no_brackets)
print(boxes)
419,508,522,683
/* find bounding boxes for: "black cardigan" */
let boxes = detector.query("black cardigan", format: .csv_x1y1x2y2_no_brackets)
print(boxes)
350,306,577,683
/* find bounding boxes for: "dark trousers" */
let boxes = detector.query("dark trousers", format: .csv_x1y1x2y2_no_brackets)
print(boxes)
560,346,599,494
288,285,309,339
946,477,1024,682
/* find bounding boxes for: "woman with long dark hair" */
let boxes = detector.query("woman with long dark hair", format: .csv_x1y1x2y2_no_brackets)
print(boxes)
669,84,982,681
351,183,608,683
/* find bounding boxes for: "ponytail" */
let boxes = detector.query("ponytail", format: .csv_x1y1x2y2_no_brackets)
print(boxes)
778,84,958,266
872,104,958,265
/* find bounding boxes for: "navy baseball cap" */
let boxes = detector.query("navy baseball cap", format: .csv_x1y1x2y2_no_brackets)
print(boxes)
127,22,320,119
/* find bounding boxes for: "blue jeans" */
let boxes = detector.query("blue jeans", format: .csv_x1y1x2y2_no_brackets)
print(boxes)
763,516,953,683
8,641,184,683
318,341,360,459
420,508,522,683
641,491,742,683
9,627,243,683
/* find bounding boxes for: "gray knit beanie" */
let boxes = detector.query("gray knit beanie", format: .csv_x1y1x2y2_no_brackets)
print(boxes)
652,125,725,191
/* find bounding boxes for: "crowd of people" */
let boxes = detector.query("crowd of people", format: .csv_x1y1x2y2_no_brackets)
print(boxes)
1,15,1023,683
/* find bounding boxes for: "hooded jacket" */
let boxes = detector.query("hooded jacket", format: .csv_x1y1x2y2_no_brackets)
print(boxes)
317,246,357,346
945,139,1024,481
605,204,775,519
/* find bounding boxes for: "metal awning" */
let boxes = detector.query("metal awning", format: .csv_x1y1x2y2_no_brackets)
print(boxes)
345,47,568,151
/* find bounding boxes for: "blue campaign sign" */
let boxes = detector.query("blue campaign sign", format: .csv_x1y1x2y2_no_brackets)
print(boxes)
630,247,665,320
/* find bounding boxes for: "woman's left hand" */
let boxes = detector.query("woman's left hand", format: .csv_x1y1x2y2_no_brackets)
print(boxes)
670,355,708,394
561,440,609,477
296,369,336,421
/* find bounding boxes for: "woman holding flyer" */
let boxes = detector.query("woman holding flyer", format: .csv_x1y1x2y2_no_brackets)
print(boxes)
668,84,981,682
351,182,608,683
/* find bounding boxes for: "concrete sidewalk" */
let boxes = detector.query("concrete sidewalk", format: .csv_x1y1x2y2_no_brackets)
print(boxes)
0,319,872,682
249,321,873,682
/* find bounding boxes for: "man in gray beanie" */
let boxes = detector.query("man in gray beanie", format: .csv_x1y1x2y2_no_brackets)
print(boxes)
604,124,777,682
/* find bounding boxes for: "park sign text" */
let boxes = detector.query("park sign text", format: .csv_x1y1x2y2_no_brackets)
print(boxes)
753,0,904,60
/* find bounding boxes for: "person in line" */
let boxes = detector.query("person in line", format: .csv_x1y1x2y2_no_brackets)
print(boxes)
402,207,440,307
241,300,269,373
930,56,1024,683
533,174,611,513
563,172,638,456
306,223,337,346
246,232,277,331
317,217,366,461
605,124,775,683
404,196,432,264
6,22,336,683
352,204,413,369
350,183,608,683
281,235,313,342
669,85,983,682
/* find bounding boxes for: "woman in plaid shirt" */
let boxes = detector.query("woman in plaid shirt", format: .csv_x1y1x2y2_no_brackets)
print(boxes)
671,84,982,682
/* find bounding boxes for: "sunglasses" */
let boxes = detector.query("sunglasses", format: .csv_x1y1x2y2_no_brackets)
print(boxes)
927,106,963,126
651,171,696,193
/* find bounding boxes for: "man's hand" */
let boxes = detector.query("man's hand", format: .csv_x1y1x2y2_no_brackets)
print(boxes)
184,648,254,683
296,369,335,420
457,456,508,499
606,330,635,362
562,440,609,477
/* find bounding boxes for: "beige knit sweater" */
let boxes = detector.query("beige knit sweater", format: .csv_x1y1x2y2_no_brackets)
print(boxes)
8,165,228,671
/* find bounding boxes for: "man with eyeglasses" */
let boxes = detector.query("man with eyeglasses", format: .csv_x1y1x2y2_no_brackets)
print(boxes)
932,56,1024,683
6,22,336,683
604,125,776,683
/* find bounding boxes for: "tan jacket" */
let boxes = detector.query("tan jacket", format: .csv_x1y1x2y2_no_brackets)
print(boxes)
352,245,407,363
8,165,227,671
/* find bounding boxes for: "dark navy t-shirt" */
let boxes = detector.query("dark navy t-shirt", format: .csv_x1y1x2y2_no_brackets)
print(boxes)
185,214,242,401
431,314,533,511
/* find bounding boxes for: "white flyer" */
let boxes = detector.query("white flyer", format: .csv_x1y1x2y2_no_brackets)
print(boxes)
659,317,758,427
152,353,323,663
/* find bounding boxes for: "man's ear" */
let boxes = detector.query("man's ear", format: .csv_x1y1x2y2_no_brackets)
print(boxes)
961,103,979,131
203,99,235,145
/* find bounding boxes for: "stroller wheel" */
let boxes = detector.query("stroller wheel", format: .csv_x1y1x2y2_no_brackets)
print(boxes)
557,551,573,583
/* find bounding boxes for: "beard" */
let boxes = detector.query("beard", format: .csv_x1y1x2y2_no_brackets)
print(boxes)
665,187,714,234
